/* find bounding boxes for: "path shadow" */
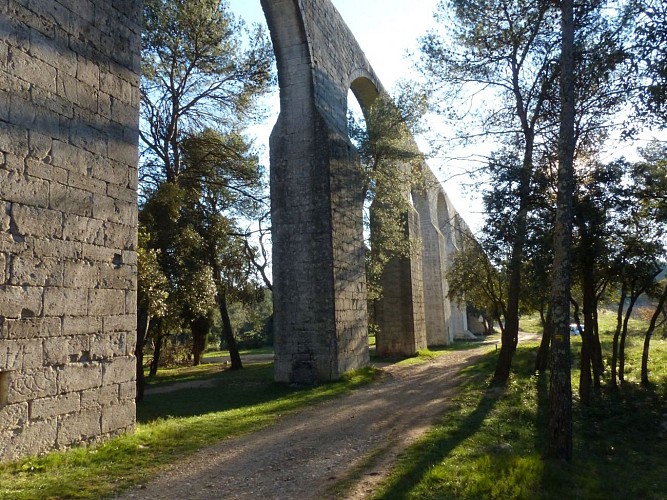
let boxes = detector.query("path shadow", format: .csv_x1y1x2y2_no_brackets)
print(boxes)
376,356,502,499
136,363,299,423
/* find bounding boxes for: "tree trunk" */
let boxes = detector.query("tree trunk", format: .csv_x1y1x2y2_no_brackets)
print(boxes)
149,333,164,377
190,315,210,366
496,313,505,337
641,283,667,385
619,293,640,383
611,285,627,389
495,202,528,383
535,306,552,372
546,0,574,461
580,263,597,404
484,317,494,335
493,135,535,384
592,305,603,388
219,287,243,370
136,307,150,402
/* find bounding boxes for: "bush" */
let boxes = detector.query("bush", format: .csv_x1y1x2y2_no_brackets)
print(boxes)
236,329,266,349
158,338,191,368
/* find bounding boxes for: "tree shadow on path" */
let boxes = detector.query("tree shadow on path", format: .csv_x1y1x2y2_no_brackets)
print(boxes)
376,354,502,499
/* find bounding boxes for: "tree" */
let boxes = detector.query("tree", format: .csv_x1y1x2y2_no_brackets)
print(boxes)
546,0,575,461
347,87,426,304
446,234,508,336
640,280,667,385
136,227,169,401
605,144,667,386
633,142,667,384
139,0,273,371
609,233,663,387
180,129,268,369
421,0,561,383
422,0,634,385
571,158,627,399
140,0,272,187
635,0,667,124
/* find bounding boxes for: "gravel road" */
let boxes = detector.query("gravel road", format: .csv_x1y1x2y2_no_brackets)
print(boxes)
118,345,493,500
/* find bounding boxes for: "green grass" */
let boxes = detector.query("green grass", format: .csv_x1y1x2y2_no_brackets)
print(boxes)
202,346,275,359
0,364,379,500
3,319,664,499
373,327,667,499
143,361,228,387
519,314,544,334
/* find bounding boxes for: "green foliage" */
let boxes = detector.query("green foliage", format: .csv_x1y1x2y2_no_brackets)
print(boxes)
348,88,427,302
139,0,273,367
140,0,273,184
0,365,379,499
420,0,559,136
447,235,507,327
224,289,273,348
137,226,169,318
635,0,667,124
632,141,667,224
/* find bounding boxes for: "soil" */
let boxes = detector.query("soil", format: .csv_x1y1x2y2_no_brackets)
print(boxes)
118,344,496,500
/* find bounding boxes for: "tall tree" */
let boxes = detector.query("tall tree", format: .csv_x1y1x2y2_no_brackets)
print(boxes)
633,142,667,384
572,158,627,399
180,129,268,369
139,0,273,370
421,0,560,383
546,0,575,461
140,0,272,186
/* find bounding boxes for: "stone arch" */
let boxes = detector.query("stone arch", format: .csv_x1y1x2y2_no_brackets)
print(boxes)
262,0,429,379
0,0,477,462
412,185,450,345
261,0,377,383
435,192,471,339
350,74,380,112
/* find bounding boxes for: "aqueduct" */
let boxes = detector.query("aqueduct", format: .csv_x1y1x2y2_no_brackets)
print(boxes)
0,0,473,461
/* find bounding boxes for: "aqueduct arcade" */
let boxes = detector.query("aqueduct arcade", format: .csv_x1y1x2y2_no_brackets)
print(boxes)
0,0,473,461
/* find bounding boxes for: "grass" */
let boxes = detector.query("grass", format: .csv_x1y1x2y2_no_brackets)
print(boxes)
3,319,664,499
0,363,379,500
373,324,667,499
143,361,228,387
202,346,275,359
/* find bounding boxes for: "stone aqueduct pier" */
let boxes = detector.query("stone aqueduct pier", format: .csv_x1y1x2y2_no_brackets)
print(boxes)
263,0,474,384
0,0,473,461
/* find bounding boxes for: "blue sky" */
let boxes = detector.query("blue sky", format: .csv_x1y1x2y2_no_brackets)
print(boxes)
228,0,440,88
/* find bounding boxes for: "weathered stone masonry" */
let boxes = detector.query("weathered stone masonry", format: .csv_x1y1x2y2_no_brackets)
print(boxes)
263,0,396,383
262,0,474,383
0,0,140,461
0,0,473,461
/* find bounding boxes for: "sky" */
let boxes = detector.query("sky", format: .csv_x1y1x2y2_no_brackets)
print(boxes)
226,0,487,232
226,0,667,237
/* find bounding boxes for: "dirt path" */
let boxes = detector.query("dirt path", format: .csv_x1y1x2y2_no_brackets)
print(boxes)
119,345,494,500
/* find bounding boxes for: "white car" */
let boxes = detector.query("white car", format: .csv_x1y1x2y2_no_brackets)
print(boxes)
569,324,582,335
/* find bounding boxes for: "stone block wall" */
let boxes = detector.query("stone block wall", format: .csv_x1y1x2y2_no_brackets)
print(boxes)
414,192,450,346
375,206,427,357
0,0,140,462
263,0,372,383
